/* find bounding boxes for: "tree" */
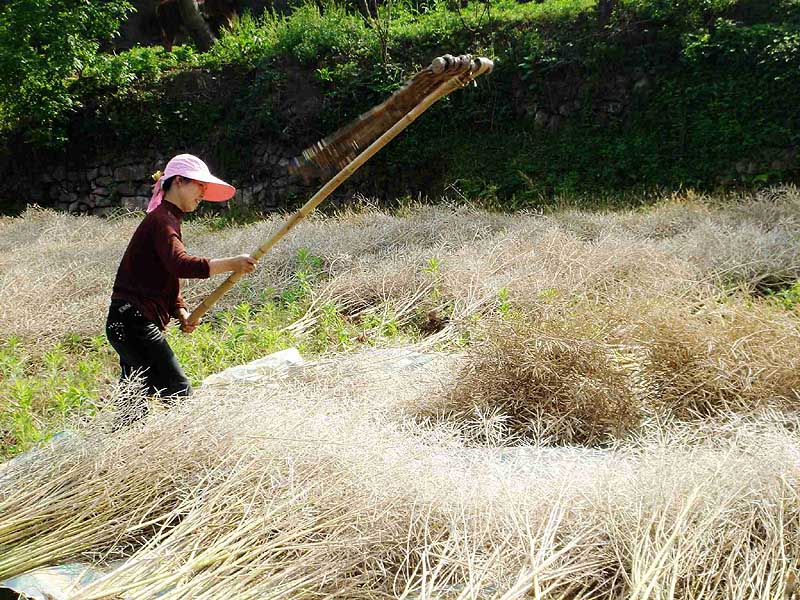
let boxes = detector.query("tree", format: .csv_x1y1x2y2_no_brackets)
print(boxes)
177,0,215,52
0,0,132,146
598,0,616,26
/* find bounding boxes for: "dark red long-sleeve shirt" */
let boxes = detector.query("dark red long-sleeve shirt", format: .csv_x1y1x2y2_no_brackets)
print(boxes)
112,201,210,330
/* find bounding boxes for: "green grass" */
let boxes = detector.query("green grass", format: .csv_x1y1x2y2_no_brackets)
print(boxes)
78,0,593,85
0,293,423,459
167,300,304,385
0,334,115,457
766,279,800,311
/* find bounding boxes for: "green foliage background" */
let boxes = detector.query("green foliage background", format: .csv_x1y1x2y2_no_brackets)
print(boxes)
0,0,133,146
1,0,799,205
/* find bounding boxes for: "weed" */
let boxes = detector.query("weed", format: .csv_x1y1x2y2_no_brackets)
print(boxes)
424,257,440,275
497,286,511,315
768,279,800,311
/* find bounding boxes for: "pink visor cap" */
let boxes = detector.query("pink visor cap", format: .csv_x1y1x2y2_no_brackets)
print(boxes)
147,154,236,213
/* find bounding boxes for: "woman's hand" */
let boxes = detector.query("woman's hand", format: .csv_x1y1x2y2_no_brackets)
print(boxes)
178,308,200,333
229,254,257,274
209,254,257,276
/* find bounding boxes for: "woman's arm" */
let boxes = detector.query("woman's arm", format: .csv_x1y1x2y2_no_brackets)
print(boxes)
177,255,256,333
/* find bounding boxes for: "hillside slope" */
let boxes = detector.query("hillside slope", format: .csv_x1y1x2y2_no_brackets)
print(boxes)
0,0,798,211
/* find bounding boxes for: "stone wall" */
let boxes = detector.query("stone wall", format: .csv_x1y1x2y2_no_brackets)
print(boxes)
5,45,795,215
30,66,643,216
27,141,313,216
510,68,653,130
42,161,155,216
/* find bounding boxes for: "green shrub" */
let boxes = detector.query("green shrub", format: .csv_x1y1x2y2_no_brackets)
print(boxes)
2,0,799,201
0,0,132,146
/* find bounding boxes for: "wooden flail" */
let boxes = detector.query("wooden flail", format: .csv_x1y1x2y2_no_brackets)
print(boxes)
189,54,493,324
288,54,490,180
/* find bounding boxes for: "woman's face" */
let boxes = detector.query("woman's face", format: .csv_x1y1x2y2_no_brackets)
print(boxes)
177,177,208,212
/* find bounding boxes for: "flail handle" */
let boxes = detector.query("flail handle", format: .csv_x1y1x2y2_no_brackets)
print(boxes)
188,56,493,324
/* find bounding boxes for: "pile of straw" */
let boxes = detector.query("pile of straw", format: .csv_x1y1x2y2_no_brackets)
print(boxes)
3,186,800,596
2,350,800,598
417,312,641,447
416,289,800,446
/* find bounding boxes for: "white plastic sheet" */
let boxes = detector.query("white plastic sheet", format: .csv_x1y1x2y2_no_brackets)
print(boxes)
201,347,304,385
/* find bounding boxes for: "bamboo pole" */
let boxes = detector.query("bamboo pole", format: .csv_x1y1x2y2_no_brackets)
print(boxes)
189,57,493,324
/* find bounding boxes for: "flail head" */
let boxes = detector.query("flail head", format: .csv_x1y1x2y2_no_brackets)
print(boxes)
287,54,494,181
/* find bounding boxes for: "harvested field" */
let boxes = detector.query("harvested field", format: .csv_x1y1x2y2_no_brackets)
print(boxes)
2,186,800,597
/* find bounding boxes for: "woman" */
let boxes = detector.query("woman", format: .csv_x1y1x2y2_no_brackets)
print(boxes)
106,153,256,426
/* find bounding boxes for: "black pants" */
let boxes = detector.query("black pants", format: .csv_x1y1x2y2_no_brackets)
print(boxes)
105,300,192,426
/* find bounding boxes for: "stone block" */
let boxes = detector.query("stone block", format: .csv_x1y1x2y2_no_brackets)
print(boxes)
93,195,113,208
120,197,138,210
121,196,148,210
116,182,136,196
534,110,549,128
115,164,148,181
93,206,117,218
